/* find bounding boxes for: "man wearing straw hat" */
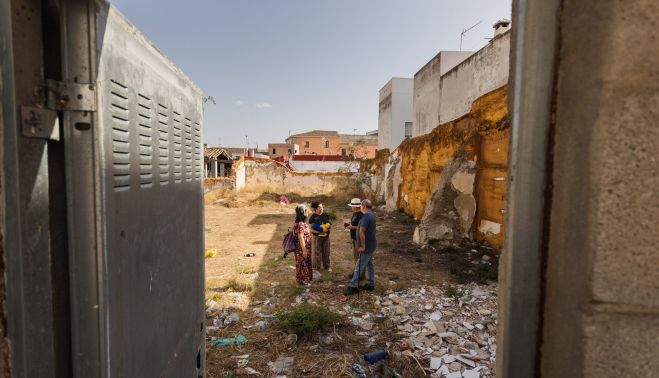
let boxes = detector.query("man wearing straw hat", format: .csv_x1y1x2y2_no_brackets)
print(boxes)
344,198,364,278
344,199,377,295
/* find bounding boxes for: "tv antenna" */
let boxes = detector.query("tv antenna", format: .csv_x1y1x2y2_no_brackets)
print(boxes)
460,20,482,51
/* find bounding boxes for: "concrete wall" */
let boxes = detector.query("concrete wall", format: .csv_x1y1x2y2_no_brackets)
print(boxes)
378,78,413,151
289,159,359,173
439,32,510,125
238,158,360,195
413,51,473,137
203,177,235,192
538,0,659,376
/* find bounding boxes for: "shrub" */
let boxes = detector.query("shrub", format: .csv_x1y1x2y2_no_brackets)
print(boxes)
284,284,305,299
276,304,341,335
225,278,253,292
326,211,337,221
443,284,470,300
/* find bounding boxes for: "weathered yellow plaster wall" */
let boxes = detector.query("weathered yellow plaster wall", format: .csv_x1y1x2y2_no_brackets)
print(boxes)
370,86,509,248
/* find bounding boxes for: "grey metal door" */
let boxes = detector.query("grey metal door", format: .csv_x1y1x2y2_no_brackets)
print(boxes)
92,5,205,378
1,1,205,376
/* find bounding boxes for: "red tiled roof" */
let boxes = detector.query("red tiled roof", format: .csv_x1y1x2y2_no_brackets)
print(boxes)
291,155,348,161
288,130,340,138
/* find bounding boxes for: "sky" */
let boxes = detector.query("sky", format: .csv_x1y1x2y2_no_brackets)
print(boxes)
110,0,511,148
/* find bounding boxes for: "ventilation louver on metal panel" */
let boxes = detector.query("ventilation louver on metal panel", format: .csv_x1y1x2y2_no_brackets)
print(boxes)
172,111,183,183
184,117,193,182
194,122,202,180
137,93,154,188
157,102,170,185
110,79,131,192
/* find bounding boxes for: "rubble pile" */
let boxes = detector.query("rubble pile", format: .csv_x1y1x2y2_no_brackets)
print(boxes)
343,283,498,378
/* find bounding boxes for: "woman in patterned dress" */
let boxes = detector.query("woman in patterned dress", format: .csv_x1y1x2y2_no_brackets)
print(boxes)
294,204,313,285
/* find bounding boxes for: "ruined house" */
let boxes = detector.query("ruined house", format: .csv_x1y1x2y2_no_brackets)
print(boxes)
204,147,234,178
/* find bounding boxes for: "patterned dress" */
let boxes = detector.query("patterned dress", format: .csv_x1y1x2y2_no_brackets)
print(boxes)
294,221,313,285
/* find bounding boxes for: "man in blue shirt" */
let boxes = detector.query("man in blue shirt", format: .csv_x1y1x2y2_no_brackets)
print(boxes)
345,199,377,295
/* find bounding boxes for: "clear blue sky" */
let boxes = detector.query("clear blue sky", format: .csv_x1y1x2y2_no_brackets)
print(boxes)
110,0,511,148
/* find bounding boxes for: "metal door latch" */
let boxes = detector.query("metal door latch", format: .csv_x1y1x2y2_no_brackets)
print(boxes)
20,106,60,141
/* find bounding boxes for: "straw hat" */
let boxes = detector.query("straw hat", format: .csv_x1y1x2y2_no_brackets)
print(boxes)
348,198,361,207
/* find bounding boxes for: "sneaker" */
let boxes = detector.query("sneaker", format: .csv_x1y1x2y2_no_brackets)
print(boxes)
344,286,359,296
359,284,375,291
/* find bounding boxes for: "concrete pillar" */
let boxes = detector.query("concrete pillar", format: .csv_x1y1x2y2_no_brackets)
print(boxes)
541,0,659,376
211,160,218,177
501,0,659,377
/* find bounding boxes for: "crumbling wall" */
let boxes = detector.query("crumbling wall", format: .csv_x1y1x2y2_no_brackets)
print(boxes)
363,86,509,248
203,177,236,192
239,158,360,196
413,151,477,244
384,152,402,211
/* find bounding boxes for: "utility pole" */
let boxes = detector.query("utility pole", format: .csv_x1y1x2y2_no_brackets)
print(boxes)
460,20,482,51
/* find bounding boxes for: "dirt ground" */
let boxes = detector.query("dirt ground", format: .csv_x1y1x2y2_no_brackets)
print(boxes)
203,191,498,378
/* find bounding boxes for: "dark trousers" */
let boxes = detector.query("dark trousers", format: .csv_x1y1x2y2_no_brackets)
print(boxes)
311,234,331,269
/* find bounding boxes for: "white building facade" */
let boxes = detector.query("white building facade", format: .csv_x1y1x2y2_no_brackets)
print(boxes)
413,51,474,136
413,22,511,137
377,78,413,151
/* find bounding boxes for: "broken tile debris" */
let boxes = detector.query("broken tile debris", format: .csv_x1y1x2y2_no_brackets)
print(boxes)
345,283,498,377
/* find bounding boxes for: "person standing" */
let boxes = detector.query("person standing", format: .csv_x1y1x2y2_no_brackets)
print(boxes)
309,202,332,271
293,204,313,285
344,198,363,278
345,199,377,295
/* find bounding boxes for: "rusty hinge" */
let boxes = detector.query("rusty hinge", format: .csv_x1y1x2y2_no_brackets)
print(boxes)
46,79,96,112
20,106,60,141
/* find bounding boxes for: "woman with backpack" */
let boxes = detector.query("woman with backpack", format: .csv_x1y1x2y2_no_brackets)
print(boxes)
293,204,313,285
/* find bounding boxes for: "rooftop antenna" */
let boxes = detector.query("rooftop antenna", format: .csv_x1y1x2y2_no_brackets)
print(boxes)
460,20,482,51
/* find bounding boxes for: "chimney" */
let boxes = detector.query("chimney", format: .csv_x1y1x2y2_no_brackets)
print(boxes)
493,18,511,37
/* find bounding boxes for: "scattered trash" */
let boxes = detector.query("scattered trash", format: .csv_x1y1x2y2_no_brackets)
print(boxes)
351,363,366,378
285,333,298,346
268,356,294,375
206,299,222,314
224,312,240,326
255,321,268,331
244,252,256,257
243,367,262,376
212,334,247,347
363,350,389,364
279,195,290,205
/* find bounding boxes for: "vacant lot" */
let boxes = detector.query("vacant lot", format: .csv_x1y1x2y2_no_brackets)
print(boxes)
204,191,499,377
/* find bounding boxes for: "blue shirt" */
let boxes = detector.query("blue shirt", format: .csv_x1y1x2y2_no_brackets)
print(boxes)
357,211,377,253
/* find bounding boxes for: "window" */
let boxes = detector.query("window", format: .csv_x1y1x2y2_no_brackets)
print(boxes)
287,149,292,154
325,140,330,148
272,148,276,154
341,148,347,156
304,141,309,148
405,121,413,138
